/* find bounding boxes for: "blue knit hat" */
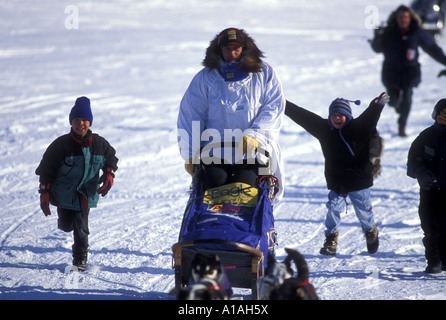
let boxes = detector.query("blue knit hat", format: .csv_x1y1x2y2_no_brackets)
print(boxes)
328,98,360,156
328,98,355,121
69,96,93,125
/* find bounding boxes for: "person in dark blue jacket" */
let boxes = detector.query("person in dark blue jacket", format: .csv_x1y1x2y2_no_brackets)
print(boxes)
371,5,446,137
407,99,446,273
35,96,118,271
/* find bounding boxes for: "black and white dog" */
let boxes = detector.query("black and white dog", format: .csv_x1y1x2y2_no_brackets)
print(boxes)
260,248,319,300
177,253,229,300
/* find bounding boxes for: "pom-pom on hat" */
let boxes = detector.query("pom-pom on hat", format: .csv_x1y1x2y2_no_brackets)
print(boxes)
217,27,245,47
69,96,93,125
431,98,446,119
328,98,360,121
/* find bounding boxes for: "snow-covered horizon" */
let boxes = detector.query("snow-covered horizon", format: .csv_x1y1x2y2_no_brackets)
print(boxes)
1,0,446,300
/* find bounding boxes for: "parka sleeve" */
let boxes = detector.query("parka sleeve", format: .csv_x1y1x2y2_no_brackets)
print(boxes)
177,69,209,161
35,137,66,184
285,100,326,139
407,130,427,178
370,27,388,53
249,64,285,140
352,99,385,139
103,140,118,172
418,28,446,66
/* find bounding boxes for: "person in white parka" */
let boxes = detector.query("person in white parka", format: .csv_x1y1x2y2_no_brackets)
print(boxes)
177,27,285,204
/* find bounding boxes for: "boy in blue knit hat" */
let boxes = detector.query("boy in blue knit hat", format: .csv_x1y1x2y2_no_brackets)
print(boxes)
285,92,389,256
36,96,118,271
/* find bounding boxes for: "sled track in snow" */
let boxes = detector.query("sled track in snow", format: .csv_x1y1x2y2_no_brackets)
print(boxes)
0,208,39,250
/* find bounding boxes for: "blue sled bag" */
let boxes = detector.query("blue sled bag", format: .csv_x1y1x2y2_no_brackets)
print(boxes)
178,179,276,260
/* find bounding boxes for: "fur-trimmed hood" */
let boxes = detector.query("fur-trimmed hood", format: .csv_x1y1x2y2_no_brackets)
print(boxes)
387,5,422,29
202,28,264,73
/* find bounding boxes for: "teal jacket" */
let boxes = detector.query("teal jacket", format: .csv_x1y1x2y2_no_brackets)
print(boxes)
36,129,118,211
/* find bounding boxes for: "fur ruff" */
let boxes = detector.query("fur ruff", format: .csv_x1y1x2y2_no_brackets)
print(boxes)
202,29,264,73
386,5,422,27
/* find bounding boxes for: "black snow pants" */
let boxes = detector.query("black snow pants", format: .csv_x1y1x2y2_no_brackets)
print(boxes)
418,188,446,265
386,86,413,130
57,207,90,260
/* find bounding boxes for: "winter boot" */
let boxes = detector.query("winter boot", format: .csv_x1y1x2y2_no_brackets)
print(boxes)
320,231,338,256
364,224,379,254
398,125,407,137
425,260,441,274
72,246,88,272
73,255,87,272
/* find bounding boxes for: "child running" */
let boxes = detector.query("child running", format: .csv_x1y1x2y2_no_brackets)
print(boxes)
35,96,118,271
285,92,389,256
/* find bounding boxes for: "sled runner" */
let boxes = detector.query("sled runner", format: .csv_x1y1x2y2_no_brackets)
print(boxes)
172,176,278,300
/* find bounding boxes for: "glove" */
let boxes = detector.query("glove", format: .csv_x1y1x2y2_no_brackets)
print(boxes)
374,25,385,38
185,158,199,176
438,69,446,78
39,182,51,216
375,92,390,107
415,167,439,190
238,135,258,155
97,167,114,196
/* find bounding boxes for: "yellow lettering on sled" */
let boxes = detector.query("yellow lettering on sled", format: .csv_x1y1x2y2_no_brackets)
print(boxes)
203,182,258,207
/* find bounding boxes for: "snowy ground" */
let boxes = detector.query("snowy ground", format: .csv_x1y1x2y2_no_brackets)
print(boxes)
1,0,446,300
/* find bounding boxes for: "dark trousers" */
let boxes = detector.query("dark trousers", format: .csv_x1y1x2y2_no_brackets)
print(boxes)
386,86,413,129
202,163,260,189
57,207,90,259
419,188,446,264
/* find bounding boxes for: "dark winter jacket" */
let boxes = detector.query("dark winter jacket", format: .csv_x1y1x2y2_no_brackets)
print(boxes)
285,100,384,194
35,129,118,211
371,9,446,89
407,123,446,186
